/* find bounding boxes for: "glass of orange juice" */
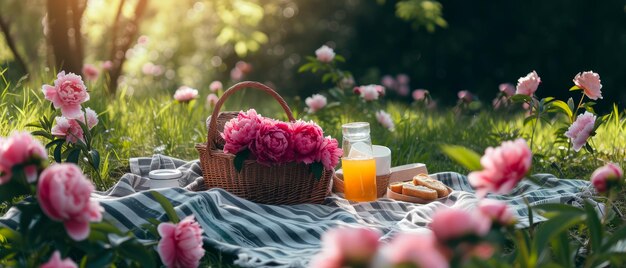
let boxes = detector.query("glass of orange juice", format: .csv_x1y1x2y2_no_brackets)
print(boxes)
341,122,377,202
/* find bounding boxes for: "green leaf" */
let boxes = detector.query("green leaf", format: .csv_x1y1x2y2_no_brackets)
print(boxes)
601,224,626,251
311,162,324,181
89,150,100,171
567,98,576,115
90,221,123,236
66,148,81,164
532,203,585,216
117,240,156,267
234,149,251,173
548,100,573,120
533,212,585,259
150,191,180,223
584,200,603,254
511,94,532,103
569,85,582,91
524,116,537,127
297,62,316,73
31,130,53,140
322,73,333,83
0,228,22,247
334,55,346,62
75,119,91,146
440,145,482,171
552,231,573,267
84,251,114,268
53,142,63,163
585,143,594,154
46,139,65,149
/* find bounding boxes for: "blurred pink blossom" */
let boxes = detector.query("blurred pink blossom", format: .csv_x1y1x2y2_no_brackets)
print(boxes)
236,61,253,74
358,85,381,101
41,251,77,268
565,111,596,152
315,45,336,63
468,139,532,197
173,86,199,102
396,74,410,85
376,110,394,130
384,232,448,268
209,81,223,92
591,163,623,193
42,71,90,119
0,132,47,184
206,93,219,107
381,75,396,89
230,68,243,81
157,216,205,268
101,60,113,70
573,71,603,100
457,90,473,102
397,84,410,96
81,64,99,81
412,89,428,101
516,71,541,97
499,83,515,97
310,227,380,267
305,94,327,113
137,35,149,45
430,208,491,242
478,199,517,226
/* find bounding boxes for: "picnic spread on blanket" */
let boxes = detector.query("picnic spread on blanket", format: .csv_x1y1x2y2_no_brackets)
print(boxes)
0,81,613,268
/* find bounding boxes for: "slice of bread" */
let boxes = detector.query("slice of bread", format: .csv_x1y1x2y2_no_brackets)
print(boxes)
389,182,404,194
402,184,438,200
412,174,449,197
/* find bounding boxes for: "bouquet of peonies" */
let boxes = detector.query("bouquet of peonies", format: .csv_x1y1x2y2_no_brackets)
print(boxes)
221,109,342,177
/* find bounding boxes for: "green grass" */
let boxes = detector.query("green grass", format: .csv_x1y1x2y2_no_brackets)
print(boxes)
2,69,626,267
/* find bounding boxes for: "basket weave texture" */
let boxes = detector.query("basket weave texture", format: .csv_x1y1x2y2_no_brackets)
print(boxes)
196,81,334,205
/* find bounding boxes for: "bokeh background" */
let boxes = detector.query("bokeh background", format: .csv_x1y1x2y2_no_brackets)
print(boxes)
1,0,625,109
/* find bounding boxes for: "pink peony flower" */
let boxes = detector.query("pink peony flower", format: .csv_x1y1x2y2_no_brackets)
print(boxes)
291,120,324,164
251,119,293,165
37,164,102,241
315,45,335,63
222,109,263,154
209,81,223,92
41,251,77,268
396,74,410,85
381,75,396,89
173,86,199,102
358,85,381,101
305,94,327,113
477,199,516,226
564,111,596,152
52,116,84,144
84,107,99,129
412,89,428,101
82,64,99,81
0,132,47,184
384,232,449,268
315,136,342,170
206,94,219,107
429,208,491,242
573,71,603,100
499,83,515,97
310,227,380,267
516,71,541,97
591,163,623,193
42,71,90,119
376,110,394,130
158,216,205,268
468,139,532,197
101,60,113,70
457,90,473,102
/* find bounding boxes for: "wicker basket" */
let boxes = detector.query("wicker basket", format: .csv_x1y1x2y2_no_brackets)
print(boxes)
333,173,390,198
195,81,334,205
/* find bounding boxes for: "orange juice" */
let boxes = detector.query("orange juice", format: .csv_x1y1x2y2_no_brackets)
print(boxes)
342,158,377,202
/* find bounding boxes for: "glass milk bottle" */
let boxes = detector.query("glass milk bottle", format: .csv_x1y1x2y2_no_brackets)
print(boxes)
341,122,377,202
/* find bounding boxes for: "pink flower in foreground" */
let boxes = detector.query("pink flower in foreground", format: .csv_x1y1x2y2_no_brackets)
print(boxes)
376,110,394,130
468,139,532,197
101,60,113,70
412,89,428,101
42,71,90,119
591,163,623,193
516,71,541,97
291,120,323,164
315,136,342,170
358,85,381,101
251,119,293,165
384,232,448,268
37,164,102,241
222,109,263,154
381,75,395,89
499,83,515,97
430,208,491,242
209,81,223,92
574,71,603,100
206,94,219,107
82,64,99,81
310,227,380,268
41,251,77,268
564,111,596,152
0,132,47,184
477,199,516,226
315,45,335,63
305,94,327,113
158,216,205,268
174,86,199,102
457,90,473,102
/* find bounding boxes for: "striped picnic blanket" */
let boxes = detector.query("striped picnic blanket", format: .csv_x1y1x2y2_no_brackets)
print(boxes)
1,155,602,267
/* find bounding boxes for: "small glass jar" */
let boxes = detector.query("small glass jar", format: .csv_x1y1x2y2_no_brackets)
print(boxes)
148,169,182,189
341,122,377,202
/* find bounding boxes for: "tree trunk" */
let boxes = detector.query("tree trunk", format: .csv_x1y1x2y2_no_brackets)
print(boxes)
106,0,148,94
0,13,28,75
46,0,82,74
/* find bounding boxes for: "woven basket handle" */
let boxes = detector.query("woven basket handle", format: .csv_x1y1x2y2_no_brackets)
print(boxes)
206,81,296,150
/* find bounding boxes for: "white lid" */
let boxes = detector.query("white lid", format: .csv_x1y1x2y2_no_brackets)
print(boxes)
149,169,182,180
